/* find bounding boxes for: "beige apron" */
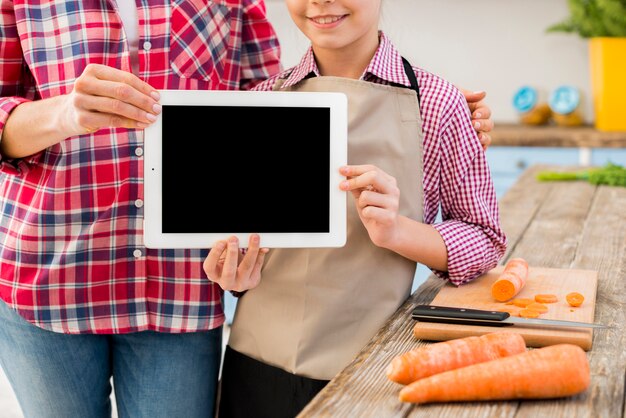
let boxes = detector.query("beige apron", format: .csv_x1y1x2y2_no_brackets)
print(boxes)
228,76,424,380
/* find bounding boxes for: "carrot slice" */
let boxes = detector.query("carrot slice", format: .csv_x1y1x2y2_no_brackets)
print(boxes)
491,258,529,302
399,344,590,404
534,294,558,304
566,292,584,307
526,302,548,314
519,309,541,318
511,298,534,308
388,332,526,385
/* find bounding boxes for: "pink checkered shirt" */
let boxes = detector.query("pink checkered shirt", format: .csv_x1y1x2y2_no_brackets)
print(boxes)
0,1,281,333
254,32,507,285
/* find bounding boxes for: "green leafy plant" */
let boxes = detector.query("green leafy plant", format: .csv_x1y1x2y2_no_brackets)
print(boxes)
547,0,626,38
537,162,626,187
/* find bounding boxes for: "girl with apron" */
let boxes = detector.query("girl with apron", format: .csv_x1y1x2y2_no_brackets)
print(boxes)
209,2,506,416
220,64,425,417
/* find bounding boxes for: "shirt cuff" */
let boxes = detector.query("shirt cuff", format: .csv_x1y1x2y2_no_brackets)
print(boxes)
0,97,34,173
0,96,30,138
432,220,498,286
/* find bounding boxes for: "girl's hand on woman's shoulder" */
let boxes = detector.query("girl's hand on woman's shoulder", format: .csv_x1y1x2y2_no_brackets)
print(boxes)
339,165,401,249
203,234,269,292
458,88,494,151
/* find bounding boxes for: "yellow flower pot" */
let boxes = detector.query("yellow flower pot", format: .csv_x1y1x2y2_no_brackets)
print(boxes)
589,37,626,131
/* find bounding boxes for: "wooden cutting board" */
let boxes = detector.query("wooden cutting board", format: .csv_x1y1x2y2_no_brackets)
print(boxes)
413,266,599,350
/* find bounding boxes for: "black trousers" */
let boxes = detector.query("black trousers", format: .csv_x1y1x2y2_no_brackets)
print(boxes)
218,345,329,418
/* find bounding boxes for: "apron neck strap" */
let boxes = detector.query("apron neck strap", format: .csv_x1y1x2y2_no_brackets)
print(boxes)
276,56,421,108
400,56,421,107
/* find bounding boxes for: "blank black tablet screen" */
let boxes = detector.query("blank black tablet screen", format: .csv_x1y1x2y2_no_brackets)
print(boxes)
161,105,331,233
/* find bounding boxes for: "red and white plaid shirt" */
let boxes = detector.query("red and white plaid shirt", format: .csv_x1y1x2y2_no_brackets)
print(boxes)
254,32,507,285
0,1,281,334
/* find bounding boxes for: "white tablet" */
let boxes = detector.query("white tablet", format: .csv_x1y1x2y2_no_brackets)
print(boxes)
143,89,348,249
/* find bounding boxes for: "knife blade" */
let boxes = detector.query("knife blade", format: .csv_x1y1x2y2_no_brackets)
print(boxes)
411,305,609,329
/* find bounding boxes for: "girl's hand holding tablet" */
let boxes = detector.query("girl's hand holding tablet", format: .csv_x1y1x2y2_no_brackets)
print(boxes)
340,165,401,248
203,234,269,292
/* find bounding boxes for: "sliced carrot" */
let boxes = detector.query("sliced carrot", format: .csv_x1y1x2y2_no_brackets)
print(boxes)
491,258,529,302
511,298,534,308
399,344,590,404
534,294,558,304
519,309,541,318
566,292,584,307
387,332,526,385
526,302,548,314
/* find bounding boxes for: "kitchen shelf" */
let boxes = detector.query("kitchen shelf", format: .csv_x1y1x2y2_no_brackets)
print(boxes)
490,124,626,148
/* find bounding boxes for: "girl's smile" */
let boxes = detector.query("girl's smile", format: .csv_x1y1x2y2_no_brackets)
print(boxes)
308,14,348,28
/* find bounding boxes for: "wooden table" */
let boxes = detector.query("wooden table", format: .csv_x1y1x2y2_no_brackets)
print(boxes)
299,165,626,418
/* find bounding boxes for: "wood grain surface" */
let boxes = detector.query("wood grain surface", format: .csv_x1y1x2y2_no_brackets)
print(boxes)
298,165,626,418
490,123,626,148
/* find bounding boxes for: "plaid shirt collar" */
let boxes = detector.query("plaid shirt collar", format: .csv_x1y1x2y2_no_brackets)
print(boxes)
279,31,411,89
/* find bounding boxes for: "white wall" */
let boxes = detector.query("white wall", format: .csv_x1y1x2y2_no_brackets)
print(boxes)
265,0,592,123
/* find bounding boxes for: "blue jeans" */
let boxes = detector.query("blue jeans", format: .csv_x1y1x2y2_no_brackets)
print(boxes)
0,301,222,418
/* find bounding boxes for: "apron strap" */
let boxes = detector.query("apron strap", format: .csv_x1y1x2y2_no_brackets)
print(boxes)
400,56,421,107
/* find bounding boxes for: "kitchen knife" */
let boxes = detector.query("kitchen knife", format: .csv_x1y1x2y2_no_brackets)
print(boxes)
412,305,608,329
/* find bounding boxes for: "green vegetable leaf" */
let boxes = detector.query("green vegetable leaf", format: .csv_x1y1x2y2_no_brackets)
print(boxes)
536,162,626,187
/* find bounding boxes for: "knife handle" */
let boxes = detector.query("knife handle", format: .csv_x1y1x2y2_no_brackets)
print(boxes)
411,305,513,327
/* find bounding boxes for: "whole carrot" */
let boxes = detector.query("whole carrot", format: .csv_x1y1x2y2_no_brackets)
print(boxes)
399,344,589,404
387,332,526,385
491,258,529,302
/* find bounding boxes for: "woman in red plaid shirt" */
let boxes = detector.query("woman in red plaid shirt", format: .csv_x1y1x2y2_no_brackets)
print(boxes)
0,1,282,417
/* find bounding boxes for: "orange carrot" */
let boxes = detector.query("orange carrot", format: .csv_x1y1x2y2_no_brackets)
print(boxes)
526,302,548,313
491,258,529,302
566,292,585,307
519,308,541,318
535,294,558,303
399,344,589,404
386,332,526,385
